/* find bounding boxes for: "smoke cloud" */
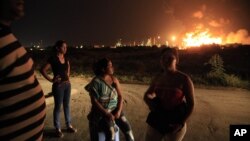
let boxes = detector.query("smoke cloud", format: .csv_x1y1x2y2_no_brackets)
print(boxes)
162,0,250,45
226,29,250,44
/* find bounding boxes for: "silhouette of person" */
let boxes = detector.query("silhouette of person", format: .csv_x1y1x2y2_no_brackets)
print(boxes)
85,58,134,141
144,47,195,141
0,0,46,140
40,40,77,138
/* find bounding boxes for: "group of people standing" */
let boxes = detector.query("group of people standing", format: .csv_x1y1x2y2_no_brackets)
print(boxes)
0,0,195,141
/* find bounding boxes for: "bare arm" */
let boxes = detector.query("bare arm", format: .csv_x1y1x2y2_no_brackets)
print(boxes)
67,60,70,78
113,77,123,118
90,94,115,121
182,75,195,122
40,63,53,83
144,76,157,110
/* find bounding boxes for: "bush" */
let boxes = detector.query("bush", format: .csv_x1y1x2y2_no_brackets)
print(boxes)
224,74,249,88
203,54,250,89
206,54,225,75
205,73,227,86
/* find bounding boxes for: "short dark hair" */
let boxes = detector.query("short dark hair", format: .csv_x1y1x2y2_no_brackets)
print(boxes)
93,58,111,76
161,47,179,63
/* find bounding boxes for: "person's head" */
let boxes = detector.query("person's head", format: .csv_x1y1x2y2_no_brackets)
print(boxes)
93,58,114,76
0,0,24,23
160,47,179,70
53,40,67,55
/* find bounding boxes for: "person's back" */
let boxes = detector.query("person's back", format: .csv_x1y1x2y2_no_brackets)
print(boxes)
0,0,46,140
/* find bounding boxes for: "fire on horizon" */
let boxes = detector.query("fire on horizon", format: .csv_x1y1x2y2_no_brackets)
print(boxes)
164,0,250,48
14,0,250,47
176,25,250,48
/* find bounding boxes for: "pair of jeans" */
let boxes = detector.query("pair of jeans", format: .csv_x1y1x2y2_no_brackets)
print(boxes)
52,82,71,129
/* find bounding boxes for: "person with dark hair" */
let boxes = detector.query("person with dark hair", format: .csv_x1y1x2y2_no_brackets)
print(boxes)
85,58,134,141
144,47,195,141
0,0,46,140
40,40,77,138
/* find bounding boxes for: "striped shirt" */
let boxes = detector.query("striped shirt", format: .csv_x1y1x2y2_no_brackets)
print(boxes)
0,23,46,140
85,77,118,111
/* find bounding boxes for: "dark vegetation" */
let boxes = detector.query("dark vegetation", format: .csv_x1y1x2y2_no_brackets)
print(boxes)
29,45,250,89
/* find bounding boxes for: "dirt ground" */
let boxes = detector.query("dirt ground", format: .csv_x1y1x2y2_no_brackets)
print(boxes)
37,76,250,141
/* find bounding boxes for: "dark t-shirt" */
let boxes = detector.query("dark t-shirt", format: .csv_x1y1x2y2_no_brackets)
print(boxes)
146,98,187,134
48,56,69,81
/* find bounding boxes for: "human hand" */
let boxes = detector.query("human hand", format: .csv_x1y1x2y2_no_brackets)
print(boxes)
147,93,156,99
105,112,115,121
169,124,184,133
53,75,62,83
114,110,121,119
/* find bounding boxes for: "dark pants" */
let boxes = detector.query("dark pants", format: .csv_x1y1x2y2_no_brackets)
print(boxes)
52,82,71,129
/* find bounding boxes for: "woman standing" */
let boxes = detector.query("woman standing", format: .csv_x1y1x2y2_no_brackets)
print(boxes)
40,40,76,138
144,47,195,141
85,58,134,141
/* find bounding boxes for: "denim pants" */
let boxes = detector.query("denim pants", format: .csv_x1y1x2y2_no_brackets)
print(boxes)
52,82,71,129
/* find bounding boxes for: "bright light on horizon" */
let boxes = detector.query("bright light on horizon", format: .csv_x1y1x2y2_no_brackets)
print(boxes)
182,28,222,47
171,36,176,41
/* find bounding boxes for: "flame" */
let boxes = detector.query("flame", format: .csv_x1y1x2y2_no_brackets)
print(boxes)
183,29,222,47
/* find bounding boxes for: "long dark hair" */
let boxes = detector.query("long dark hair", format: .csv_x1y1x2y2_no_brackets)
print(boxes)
52,40,66,55
93,58,111,76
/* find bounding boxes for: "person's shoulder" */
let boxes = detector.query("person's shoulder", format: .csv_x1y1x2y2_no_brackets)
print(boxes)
176,70,191,81
111,75,118,81
85,77,99,90
92,76,102,83
109,75,120,85
91,76,98,81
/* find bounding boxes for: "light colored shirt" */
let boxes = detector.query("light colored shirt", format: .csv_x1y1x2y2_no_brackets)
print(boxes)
86,77,118,111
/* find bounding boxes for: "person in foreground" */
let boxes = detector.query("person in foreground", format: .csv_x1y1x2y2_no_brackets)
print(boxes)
40,40,77,138
144,47,195,141
0,0,46,140
85,58,134,141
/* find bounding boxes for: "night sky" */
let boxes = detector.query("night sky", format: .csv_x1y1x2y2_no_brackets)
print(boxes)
12,0,250,47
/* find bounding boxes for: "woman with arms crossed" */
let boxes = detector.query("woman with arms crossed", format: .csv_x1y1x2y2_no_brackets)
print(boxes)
144,47,195,141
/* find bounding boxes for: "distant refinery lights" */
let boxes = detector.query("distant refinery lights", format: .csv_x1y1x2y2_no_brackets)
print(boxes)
115,38,165,48
114,36,174,48
29,28,249,50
